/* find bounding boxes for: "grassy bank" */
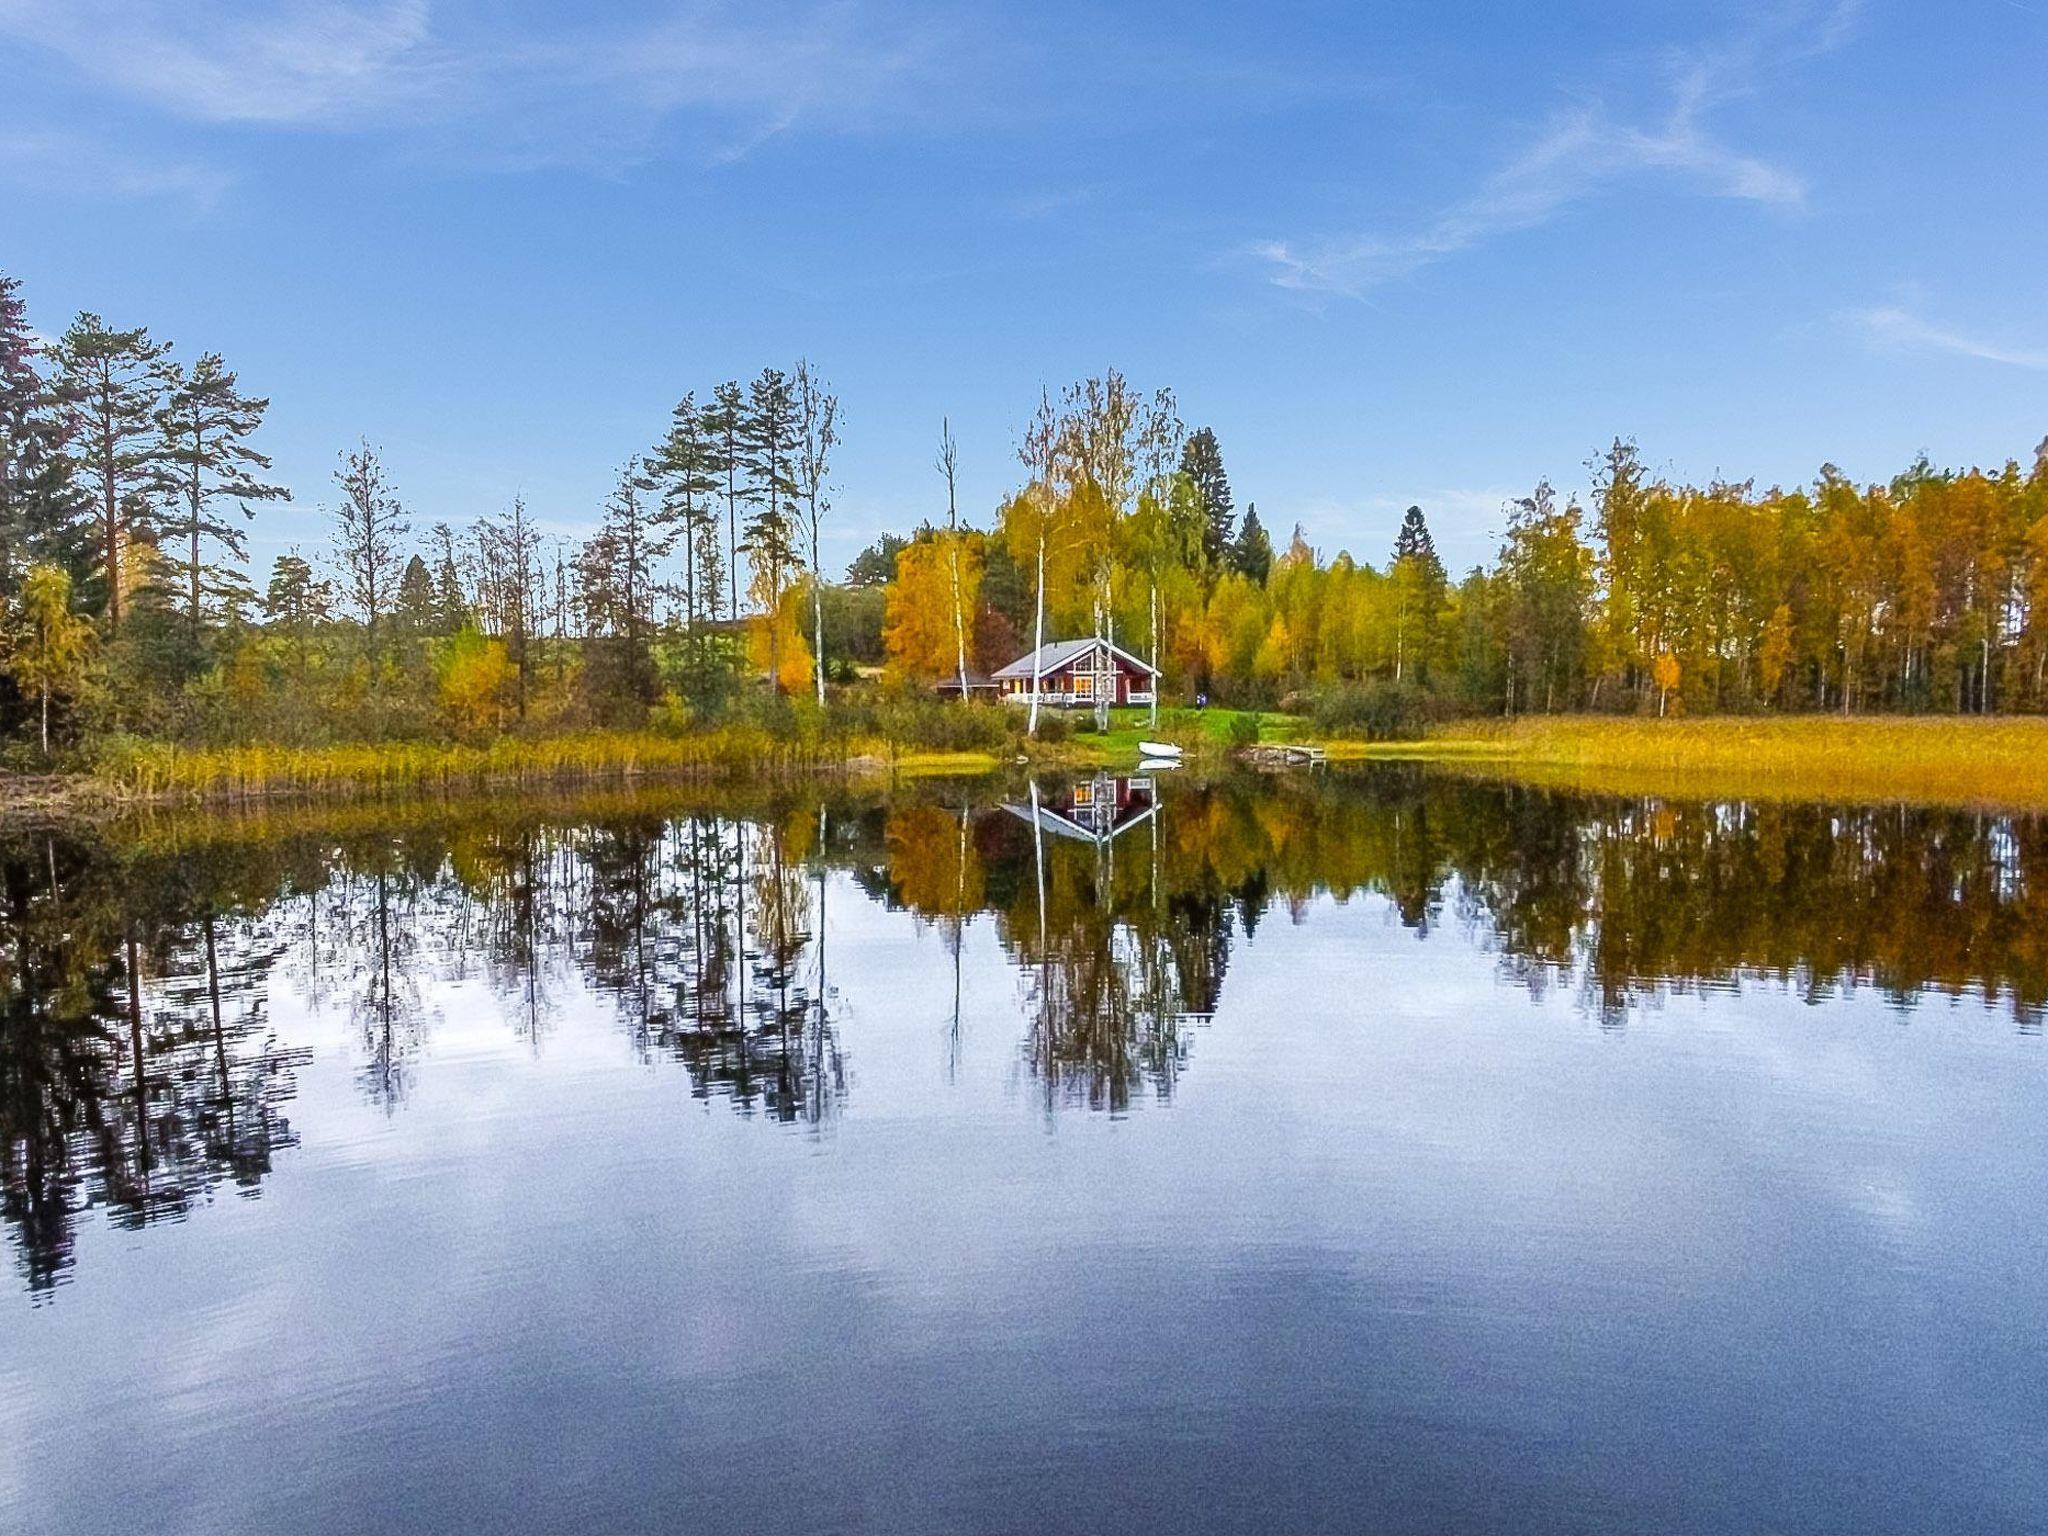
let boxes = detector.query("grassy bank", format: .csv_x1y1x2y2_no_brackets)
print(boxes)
77,729,1006,805
1384,715,2048,809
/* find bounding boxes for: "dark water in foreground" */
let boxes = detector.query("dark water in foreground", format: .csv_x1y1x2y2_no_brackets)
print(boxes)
1,767,2043,1534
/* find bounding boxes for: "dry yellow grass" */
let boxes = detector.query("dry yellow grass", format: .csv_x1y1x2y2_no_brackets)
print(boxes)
87,730,1002,804
1385,715,2048,809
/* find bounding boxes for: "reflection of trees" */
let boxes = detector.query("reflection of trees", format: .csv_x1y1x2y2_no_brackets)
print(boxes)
571,809,844,1124
339,867,428,1110
1003,785,1214,1112
14,774,2048,1289
0,836,306,1296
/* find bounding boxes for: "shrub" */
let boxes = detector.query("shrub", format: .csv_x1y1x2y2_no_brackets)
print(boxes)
1311,679,1436,740
1226,711,1262,749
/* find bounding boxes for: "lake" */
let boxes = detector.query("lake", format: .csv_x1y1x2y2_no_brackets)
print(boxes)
2,767,2043,1534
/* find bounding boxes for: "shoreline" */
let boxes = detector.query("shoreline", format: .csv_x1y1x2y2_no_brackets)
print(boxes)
1352,714,2048,811
14,714,2048,820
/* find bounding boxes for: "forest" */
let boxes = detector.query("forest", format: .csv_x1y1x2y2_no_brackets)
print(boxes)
5,266,2048,775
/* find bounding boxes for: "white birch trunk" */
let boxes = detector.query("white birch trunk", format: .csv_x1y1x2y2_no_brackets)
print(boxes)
1028,531,1046,737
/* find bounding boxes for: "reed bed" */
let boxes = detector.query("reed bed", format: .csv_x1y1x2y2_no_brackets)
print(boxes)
1398,715,2048,809
89,729,993,804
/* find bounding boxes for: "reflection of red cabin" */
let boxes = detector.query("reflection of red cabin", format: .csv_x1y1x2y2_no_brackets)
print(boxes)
991,639,1158,708
1005,774,1158,842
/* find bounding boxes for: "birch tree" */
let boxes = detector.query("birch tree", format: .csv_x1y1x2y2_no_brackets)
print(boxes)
794,362,838,706
937,417,968,700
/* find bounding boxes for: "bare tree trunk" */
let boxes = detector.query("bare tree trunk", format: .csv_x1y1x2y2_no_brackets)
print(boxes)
101,409,122,634
1028,532,1047,737
1149,579,1160,729
1093,596,1109,734
811,512,826,708
940,419,968,702
813,572,826,706
949,541,968,702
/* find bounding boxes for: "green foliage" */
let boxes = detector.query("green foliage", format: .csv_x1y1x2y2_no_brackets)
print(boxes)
1233,503,1273,584
1226,710,1261,749
1311,680,1436,740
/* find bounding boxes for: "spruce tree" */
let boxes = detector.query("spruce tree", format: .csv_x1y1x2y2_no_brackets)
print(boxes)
1389,505,1447,684
1393,504,1441,571
428,522,468,633
576,460,666,714
393,556,437,634
1179,426,1234,568
1233,501,1273,584
52,312,170,631
0,275,86,597
156,351,289,634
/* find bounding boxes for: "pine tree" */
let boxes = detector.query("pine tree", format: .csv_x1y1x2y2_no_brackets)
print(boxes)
741,368,801,689
0,275,86,597
155,352,288,634
329,441,410,642
1234,501,1273,584
52,312,170,632
649,391,720,639
1180,426,1234,569
702,382,747,623
264,551,330,679
477,495,543,717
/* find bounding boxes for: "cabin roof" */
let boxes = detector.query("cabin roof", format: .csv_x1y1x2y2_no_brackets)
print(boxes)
991,638,1159,681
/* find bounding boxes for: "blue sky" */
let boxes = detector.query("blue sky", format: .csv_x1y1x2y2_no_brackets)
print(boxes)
2,0,2043,575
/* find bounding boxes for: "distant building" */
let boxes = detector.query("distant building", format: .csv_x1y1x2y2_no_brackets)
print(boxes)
931,672,1000,699
990,638,1158,708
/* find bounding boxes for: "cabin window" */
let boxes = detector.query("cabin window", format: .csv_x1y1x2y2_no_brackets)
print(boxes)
1073,674,1093,698
1073,782,1094,806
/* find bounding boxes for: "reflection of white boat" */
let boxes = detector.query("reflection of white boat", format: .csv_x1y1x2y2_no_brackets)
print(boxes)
1136,740,1181,760
1139,756,1181,772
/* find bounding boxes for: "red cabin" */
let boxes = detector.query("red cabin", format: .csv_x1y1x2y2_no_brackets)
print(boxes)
991,639,1159,709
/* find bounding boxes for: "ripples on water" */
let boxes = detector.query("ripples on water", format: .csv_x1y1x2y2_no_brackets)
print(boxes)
2,767,2043,1534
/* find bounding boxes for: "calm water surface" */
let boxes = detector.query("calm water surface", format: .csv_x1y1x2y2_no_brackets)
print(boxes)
2,768,2043,1534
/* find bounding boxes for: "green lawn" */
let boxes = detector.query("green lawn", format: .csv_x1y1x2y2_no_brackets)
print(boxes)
1066,706,1311,758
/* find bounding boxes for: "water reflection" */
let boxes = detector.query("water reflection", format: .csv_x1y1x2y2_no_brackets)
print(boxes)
5,768,2048,1293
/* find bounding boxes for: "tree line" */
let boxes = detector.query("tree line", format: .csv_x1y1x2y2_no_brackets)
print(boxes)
876,372,2048,730
0,269,850,754
8,263,2048,763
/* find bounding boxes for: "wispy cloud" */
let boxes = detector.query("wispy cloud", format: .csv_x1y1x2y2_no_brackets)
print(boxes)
1847,306,2048,371
1253,2,1857,297
0,129,232,207
0,0,948,171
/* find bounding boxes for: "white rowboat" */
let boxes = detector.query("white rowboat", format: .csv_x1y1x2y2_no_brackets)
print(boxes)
1136,741,1182,760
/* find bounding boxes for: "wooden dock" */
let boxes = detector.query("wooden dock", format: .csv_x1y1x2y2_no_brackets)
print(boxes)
1242,744,1328,769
